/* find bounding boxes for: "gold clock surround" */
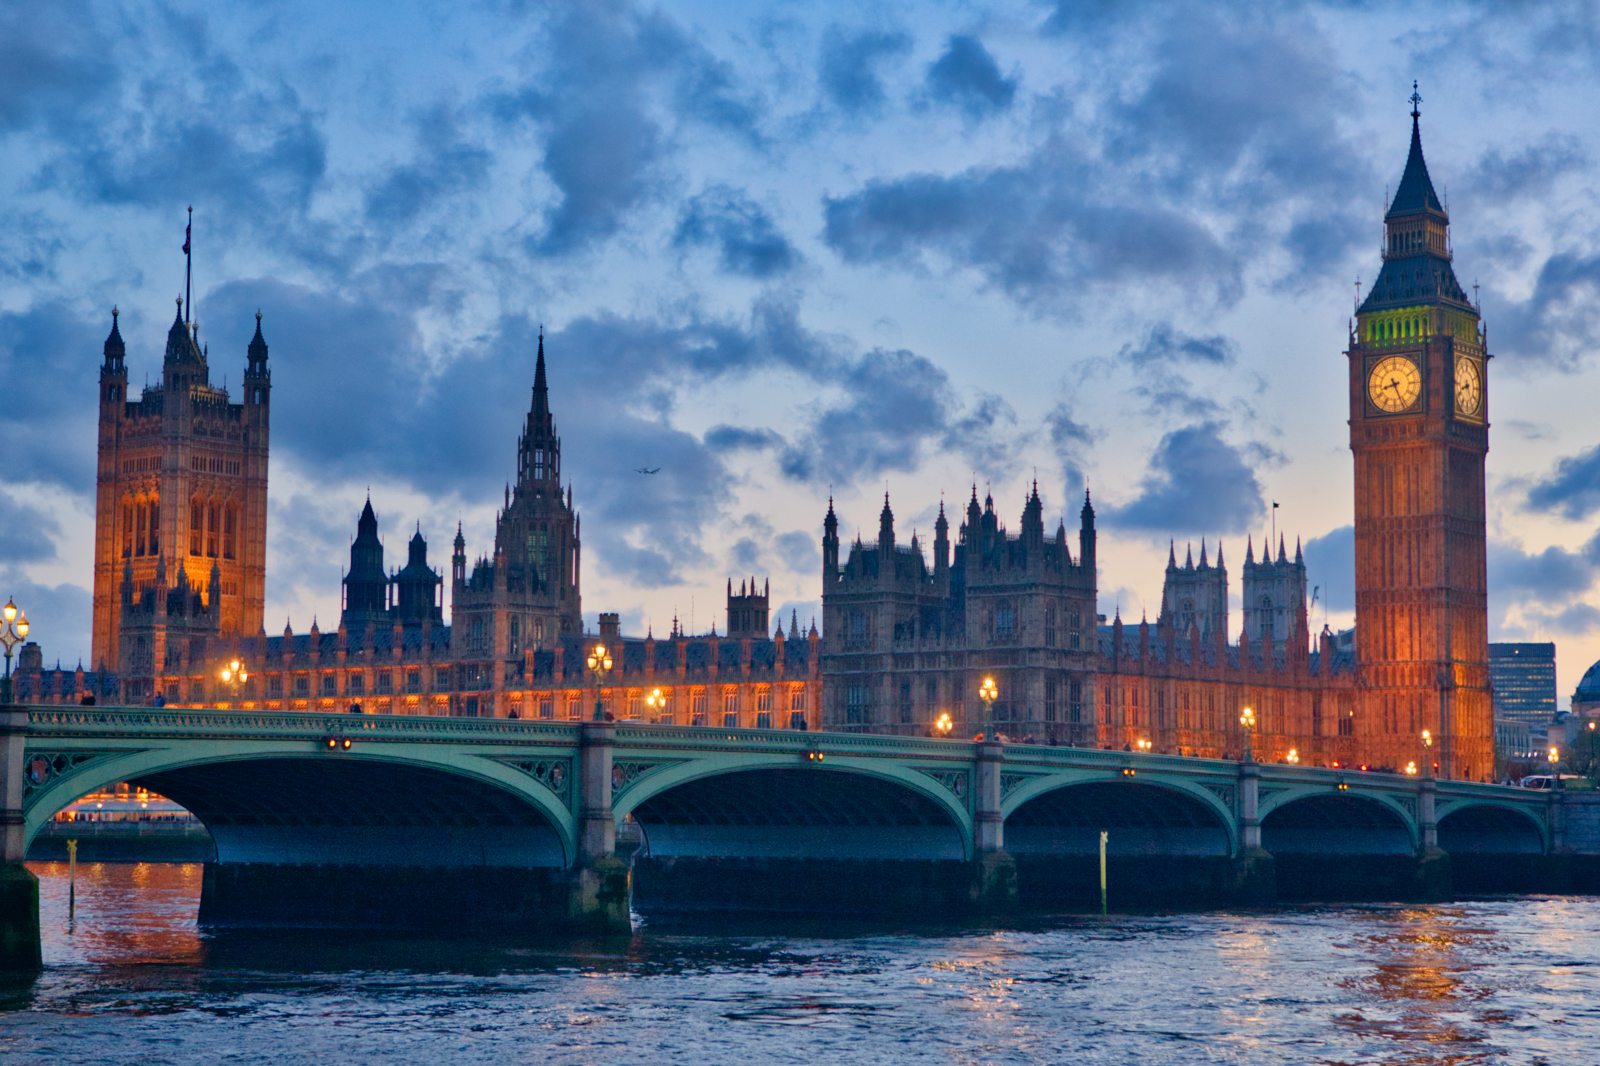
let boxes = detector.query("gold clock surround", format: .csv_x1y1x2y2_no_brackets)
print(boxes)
1454,356,1482,417
1368,354,1422,413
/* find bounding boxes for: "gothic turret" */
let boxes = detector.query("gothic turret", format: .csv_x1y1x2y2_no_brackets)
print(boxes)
1078,490,1096,576
341,497,389,629
822,496,840,584
516,329,560,492
392,525,443,626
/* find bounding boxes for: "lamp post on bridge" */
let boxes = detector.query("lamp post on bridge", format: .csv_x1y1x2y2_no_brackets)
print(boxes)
218,657,249,704
1239,705,1256,763
645,686,665,724
0,598,30,705
586,643,614,722
978,675,998,735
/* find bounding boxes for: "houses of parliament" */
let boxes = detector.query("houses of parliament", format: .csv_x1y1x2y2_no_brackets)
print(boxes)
15,103,1497,780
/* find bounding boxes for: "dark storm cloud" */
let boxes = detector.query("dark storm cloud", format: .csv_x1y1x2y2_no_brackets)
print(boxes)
1046,401,1094,501
1461,136,1588,204
0,300,104,491
36,12,327,219
1039,0,1135,36
1489,540,1596,602
0,213,67,284
780,347,954,484
1526,443,1600,519
1487,534,1600,637
705,425,785,452
1302,525,1354,616
1489,251,1600,371
364,107,493,226
0,8,115,134
1133,381,1225,421
265,489,369,619
1119,324,1236,368
822,144,1237,314
1104,8,1370,284
822,8,1374,310
941,393,1021,474
924,35,1016,117
776,531,819,573
0,568,91,667
488,4,763,256
819,27,911,114
1108,9,1364,204
1046,402,1094,449
1105,421,1263,533
673,187,800,278
0,488,61,564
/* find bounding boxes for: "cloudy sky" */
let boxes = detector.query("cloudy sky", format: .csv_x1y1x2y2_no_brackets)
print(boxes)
4,2,1600,704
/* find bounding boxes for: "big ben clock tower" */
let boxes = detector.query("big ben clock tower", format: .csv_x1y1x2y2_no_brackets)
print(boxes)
1349,87,1493,780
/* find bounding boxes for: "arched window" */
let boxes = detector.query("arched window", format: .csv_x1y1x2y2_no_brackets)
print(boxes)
206,501,219,558
223,504,237,560
190,500,204,556
1259,595,1273,640
122,502,134,557
146,498,159,555
994,600,1015,640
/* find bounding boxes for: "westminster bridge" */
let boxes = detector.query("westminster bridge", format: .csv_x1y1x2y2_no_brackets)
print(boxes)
0,704,1578,969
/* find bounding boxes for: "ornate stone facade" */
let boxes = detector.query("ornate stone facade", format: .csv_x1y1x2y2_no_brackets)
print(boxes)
90,301,270,676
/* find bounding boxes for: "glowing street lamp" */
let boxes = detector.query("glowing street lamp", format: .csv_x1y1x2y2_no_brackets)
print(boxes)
1421,728,1434,779
218,657,249,700
1286,747,1300,765
932,711,954,738
1136,736,1152,754
978,675,998,723
1239,705,1256,762
0,597,31,705
586,643,614,721
645,686,666,723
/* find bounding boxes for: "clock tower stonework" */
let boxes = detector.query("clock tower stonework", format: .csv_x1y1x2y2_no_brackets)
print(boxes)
1348,94,1493,780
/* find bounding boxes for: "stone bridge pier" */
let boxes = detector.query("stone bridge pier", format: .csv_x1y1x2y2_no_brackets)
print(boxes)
568,721,630,932
1,705,41,972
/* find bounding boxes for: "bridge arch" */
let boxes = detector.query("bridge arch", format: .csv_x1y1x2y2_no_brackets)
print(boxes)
1260,790,1416,854
617,757,972,861
1258,787,1418,852
1002,776,1235,857
1438,803,1546,856
23,746,577,869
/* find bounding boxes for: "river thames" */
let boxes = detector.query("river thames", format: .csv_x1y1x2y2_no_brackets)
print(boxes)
1,862,1594,1064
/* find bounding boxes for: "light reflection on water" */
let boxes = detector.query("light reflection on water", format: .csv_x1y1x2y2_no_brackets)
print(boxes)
2,862,1598,1064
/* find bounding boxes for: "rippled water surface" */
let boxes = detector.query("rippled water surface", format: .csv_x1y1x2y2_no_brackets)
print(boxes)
3,862,1597,1064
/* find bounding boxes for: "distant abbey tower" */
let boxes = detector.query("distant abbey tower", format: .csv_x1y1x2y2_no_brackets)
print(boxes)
90,294,271,676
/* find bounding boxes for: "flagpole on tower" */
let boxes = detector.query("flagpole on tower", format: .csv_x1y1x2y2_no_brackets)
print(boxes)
183,206,193,325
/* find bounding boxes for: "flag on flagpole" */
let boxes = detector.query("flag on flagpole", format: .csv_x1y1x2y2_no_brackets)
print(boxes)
182,221,191,255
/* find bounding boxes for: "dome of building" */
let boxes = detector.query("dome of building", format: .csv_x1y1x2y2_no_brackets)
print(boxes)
1575,659,1600,709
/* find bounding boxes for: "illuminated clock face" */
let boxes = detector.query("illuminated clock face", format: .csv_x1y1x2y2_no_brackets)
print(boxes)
1368,355,1422,413
1454,357,1482,416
